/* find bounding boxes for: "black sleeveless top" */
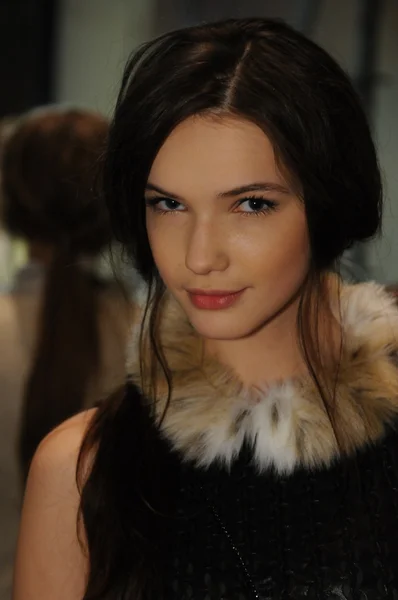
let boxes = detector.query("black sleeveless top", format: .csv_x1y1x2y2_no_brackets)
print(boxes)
162,430,398,599
114,383,398,600
149,407,398,598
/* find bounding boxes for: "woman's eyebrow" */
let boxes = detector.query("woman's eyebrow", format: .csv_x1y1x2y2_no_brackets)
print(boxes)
145,182,182,200
217,182,290,197
145,181,291,200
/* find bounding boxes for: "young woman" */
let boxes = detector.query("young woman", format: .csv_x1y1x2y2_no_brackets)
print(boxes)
13,18,398,600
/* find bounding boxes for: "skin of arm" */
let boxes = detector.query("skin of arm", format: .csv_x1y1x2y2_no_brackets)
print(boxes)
12,409,96,600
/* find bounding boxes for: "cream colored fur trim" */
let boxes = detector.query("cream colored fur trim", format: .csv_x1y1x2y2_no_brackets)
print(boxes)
126,282,398,473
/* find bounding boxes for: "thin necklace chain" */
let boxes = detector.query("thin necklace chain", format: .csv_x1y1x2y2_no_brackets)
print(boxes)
206,498,261,600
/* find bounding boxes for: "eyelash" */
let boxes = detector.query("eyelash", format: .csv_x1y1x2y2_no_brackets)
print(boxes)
236,196,278,217
145,195,278,217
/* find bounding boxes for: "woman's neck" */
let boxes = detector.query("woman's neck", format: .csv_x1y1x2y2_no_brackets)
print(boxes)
204,276,341,388
205,295,305,387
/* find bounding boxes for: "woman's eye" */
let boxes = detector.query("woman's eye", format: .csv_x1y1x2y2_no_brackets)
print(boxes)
236,197,278,214
145,197,185,212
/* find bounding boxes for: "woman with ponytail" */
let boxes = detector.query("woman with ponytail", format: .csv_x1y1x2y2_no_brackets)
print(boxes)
13,19,398,600
2,108,131,476
0,108,130,598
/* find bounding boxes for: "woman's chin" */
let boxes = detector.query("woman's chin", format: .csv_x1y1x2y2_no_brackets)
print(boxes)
187,310,253,341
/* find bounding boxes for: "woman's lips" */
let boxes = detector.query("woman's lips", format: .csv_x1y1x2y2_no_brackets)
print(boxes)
186,288,246,310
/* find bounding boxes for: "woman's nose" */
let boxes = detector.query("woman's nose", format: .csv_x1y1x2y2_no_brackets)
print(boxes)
185,220,229,275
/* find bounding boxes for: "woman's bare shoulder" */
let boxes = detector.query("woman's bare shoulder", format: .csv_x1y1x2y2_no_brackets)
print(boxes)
29,408,97,490
35,407,97,467
13,409,97,600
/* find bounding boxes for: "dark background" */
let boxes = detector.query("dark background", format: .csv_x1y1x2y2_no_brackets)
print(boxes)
0,0,58,116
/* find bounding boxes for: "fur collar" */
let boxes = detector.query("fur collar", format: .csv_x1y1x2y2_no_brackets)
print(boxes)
127,283,398,474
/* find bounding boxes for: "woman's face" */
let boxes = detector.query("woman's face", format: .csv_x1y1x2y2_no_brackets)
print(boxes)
145,115,310,341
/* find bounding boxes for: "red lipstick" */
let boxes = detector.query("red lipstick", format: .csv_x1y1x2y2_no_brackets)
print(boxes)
187,288,245,310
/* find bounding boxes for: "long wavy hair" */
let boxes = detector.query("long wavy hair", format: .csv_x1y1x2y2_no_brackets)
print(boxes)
1,108,110,480
78,18,382,599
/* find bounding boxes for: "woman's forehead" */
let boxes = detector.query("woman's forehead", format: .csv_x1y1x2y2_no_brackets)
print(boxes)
148,115,289,197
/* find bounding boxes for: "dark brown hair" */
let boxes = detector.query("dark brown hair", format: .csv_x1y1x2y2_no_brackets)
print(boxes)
79,18,382,599
1,108,110,480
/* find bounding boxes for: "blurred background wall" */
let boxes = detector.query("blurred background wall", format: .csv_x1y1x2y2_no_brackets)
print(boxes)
0,0,398,285
0,0,58,289
54,0,155,115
